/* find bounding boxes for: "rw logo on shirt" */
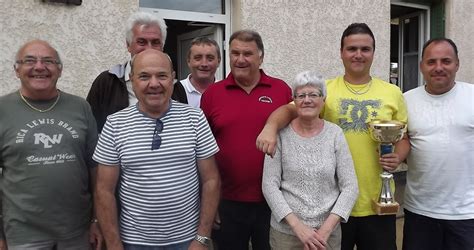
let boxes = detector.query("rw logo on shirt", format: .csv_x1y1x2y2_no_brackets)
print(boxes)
33,133,63,148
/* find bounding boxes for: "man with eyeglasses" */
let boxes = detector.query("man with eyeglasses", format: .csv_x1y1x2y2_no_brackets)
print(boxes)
93,49,220,249
0,40,102,249
256,23,409,250
86,11,167,133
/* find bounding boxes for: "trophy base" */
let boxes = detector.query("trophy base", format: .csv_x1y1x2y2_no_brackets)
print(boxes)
372,200,400,215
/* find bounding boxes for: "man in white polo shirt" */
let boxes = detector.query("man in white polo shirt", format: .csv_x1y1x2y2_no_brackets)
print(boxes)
172,37,221,108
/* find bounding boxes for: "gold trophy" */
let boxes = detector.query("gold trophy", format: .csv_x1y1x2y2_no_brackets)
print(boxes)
367,120,407,215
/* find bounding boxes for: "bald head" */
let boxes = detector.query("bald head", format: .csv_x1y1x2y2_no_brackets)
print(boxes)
15,40,62,67
130,49,173,77
129,49,175,118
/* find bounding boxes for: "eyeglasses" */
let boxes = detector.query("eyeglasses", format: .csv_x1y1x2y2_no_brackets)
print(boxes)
16,57,61,67
151,120,164,150
294,92,323,101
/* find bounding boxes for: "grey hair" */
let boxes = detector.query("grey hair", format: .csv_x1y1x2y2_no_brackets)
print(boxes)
125,12,167,49
292,71,326,97
14,39,63,70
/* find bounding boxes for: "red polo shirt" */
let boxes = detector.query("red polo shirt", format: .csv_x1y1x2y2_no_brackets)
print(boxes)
201,70,292,202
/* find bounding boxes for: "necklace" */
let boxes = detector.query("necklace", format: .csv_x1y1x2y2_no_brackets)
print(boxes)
19,90,61,113
343,78,372,95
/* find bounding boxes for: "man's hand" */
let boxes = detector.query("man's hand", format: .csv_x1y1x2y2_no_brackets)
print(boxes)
95,164,122,249
0,239,7,250
213,212,221,230
256,124,278,157
379,153,401,172
189,239,208,250
256,103,297,157
89,221,103,250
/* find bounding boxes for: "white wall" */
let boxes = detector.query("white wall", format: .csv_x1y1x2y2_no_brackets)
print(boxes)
232,0,391,85
1,0,471,99
445,0,474,83
0,0,137,97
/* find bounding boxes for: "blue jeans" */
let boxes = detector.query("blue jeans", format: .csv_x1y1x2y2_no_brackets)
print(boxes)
123,240,192,250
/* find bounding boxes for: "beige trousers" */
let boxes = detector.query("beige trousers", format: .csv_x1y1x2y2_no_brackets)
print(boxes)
270,225,341,250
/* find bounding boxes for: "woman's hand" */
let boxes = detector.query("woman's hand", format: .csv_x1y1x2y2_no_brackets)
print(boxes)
286,213,326,250
293,222,326,250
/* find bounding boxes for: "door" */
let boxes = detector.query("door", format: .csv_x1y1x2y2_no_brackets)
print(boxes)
398,12,426,92
390,2,429,92
140,0,231,82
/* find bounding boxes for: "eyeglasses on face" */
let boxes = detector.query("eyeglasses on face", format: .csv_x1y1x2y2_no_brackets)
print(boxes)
294,92,324,101
16,57,61,67
151,119,164,150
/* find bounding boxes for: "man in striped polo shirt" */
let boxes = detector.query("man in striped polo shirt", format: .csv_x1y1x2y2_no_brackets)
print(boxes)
94,49,220,249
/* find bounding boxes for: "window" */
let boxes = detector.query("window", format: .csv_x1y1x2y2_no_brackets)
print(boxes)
140,0,224,14
139,0,231,81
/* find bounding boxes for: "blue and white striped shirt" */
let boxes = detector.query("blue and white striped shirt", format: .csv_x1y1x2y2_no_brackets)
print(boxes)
93,101,219,246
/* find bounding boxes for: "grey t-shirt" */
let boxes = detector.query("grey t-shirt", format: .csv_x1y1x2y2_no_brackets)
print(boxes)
0,91,98,245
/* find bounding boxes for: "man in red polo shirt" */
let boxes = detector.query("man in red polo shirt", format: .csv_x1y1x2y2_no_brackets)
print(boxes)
201,30,292,250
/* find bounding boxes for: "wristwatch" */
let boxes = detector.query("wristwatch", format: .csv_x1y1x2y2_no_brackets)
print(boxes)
194,234,211,247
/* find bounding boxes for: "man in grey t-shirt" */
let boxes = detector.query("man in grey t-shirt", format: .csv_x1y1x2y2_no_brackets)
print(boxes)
0,40,102,249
